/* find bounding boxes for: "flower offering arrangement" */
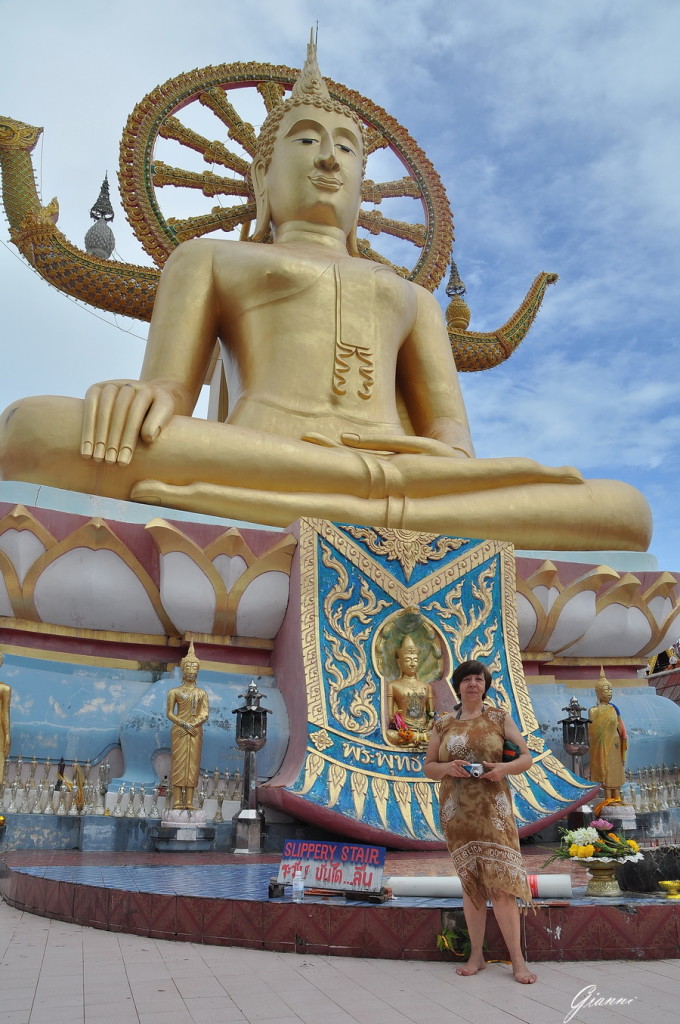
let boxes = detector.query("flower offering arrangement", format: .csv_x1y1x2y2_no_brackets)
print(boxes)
543,818,643,866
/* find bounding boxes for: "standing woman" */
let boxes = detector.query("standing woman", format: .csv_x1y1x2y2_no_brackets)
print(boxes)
424,659,537,984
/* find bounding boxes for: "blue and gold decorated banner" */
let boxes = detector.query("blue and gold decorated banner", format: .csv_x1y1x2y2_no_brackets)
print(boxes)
272,519,594,846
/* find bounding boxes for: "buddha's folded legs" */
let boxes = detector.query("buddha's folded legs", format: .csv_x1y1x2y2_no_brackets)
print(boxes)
0,395,579,500
130,476,652,552
0,396,652,550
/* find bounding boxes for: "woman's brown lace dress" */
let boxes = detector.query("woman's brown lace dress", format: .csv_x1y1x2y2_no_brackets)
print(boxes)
436,705,532,908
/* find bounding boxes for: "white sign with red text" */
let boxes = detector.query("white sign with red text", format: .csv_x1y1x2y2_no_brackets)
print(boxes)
277,839,386,894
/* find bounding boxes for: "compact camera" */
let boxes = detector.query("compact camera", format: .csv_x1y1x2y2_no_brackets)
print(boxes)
464,763,485,778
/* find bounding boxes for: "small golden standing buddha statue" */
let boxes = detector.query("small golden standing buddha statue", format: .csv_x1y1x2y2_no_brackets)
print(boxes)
166,642,210,811
386,635,435,747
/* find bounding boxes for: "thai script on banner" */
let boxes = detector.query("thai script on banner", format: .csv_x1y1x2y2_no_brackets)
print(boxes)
277,839,386,893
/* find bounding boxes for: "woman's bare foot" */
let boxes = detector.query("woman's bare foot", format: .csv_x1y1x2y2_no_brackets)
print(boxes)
456,960,486,977
513,966,537,984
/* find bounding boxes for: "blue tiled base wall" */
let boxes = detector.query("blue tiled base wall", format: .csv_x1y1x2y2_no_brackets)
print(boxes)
0,814,317,853
0,814,233,853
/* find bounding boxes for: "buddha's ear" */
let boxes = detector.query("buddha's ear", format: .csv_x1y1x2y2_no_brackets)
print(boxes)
251,157,271,242
347,224,360,257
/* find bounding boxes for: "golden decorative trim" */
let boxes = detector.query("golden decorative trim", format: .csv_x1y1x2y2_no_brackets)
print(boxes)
342,526,464,582
371,775,390,830
393,778,416,837
542,656,649,667
413,780,438,836
300,520,324,726
0,636,269,677
320,541,384,735
299,752,324,796
500,544,540,734
536,751,594,790
559,677,647,689
313,519,505,606
0,616,181,647
185,660,272,675
0,639,168,669
350,770,368,819
327,763,347,808
310,729,333,752
181,631,274,651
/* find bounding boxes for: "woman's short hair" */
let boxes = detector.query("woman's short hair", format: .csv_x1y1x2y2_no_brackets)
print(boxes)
451,660,493,696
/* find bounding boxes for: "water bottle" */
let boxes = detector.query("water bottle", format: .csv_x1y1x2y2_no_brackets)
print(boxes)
291,873,304,903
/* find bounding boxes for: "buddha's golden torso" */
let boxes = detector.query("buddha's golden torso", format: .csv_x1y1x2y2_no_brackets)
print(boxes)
213,239,417,441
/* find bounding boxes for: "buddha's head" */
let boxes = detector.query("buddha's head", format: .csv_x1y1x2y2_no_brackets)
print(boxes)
596,668,612,703
180,641,200,685
251,33,366,250
396,634,420,678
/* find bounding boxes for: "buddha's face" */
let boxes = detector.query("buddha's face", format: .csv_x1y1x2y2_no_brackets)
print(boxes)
396,646,419,678
596,682,612,702
182,659,199,684
257,104,363,236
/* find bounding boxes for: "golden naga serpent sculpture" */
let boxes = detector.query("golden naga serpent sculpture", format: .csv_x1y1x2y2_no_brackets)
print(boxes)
0,62,557,372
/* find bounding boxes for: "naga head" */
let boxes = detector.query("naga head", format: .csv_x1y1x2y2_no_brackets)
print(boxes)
0,116,43,152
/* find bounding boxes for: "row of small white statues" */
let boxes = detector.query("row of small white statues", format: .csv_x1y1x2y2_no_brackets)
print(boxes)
0,757,242,819
622,765,680,815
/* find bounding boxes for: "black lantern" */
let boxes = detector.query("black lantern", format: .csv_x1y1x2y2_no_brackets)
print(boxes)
232,680,271,854
233,680,271,751
559,697,590,774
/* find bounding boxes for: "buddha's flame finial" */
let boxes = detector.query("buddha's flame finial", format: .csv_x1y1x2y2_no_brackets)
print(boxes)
445,258,466,299
445,256,471,332
291,27,331,104
399,634,418,653
89,174,114,223
181,640,200,669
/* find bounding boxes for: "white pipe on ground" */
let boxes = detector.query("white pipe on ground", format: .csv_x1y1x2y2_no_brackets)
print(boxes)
386,874,572,898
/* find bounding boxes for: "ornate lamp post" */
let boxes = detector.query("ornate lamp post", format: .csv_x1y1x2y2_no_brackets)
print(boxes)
232,680,271,854
560,696,592,829
560,696,590,776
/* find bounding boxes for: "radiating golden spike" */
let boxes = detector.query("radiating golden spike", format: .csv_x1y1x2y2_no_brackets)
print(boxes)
151,162,251,198
166,203,256,242
358,209,426,247
159,116,250,176
199,90,258,156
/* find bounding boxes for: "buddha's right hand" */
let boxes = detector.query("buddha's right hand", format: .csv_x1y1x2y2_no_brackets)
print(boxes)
80,379,181,465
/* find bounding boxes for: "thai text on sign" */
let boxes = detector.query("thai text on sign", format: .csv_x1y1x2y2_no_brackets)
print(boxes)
277,839,386,893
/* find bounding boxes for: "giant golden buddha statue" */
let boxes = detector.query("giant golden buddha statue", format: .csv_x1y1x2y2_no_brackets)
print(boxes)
0,38,651,552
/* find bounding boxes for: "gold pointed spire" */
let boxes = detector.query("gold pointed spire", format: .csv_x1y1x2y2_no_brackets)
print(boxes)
181,640,200,668
399,634,418,653
291,28,331,104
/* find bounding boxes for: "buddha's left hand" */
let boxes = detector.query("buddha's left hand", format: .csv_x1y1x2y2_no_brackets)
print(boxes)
301,431,467,457
342,433,470,456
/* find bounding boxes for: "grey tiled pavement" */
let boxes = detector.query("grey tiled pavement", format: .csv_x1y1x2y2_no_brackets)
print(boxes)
1,900,679,1024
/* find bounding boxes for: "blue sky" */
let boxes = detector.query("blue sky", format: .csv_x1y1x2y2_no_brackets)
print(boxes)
1,0,678,569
